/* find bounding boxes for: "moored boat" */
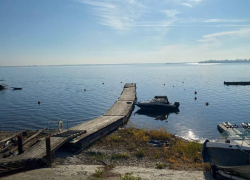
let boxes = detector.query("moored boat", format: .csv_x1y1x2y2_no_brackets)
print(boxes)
203,123,250,179
0,80,7,90
135,96,180,110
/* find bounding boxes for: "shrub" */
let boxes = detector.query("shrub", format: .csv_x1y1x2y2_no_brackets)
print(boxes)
135,149,145,157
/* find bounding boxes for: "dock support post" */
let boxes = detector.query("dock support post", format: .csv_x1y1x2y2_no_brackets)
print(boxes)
17,135,23,154
46,136,52,167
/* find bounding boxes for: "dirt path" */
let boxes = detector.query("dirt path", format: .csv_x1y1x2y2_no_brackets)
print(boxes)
1,165,212,180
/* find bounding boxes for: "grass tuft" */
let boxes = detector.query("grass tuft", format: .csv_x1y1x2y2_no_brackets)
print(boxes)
119,173,141,180
112,153,130,160
135,149,145,158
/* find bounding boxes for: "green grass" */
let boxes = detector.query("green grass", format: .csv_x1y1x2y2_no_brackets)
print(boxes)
119,173,141,180
111,153,130,160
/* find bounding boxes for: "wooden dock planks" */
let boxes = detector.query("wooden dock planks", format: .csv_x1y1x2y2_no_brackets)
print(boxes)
104,101,133,116
0,83,136,167
119,87,136,101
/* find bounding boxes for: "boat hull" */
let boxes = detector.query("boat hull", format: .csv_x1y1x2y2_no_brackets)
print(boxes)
203,143,250,178
135,103,178,111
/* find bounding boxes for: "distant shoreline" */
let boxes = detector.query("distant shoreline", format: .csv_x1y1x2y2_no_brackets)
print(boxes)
199,59,250,63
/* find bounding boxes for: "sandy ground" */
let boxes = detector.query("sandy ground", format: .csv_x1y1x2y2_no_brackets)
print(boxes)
1,165,212,180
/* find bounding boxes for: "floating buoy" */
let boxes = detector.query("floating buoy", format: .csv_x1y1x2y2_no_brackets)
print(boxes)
173,86,174,87
164,84,165,86
182,82,184,83
102,83,104,84
206,102,209,106
194,91,197,94
121,82,122,83
184,89,185,90
84,89,86,91
194,97,197,100
38,101,41,105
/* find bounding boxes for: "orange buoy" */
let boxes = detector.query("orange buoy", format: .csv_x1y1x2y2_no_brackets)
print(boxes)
195,91,197,94
38,101,41,105
206,102,209,106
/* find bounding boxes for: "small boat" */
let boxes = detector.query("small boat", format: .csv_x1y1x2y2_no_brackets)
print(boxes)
0,80,7,90
135,96,180,110
11,87,22,90
203,122,250,179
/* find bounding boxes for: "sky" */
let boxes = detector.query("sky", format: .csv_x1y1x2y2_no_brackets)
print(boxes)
0,0,250,66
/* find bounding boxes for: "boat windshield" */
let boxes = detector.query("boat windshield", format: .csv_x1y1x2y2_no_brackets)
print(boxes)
151,97,169,103
218,128,250,145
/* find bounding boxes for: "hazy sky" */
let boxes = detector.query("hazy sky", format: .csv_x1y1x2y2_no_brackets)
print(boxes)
0,0,250,66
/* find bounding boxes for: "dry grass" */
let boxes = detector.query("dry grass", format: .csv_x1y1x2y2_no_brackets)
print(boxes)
94,125,209,171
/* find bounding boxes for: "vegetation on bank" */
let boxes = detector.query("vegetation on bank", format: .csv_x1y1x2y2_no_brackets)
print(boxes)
90,124,209,171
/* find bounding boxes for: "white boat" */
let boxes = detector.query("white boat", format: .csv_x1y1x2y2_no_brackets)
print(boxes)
0,80,7,90
203,123,250,179
135,96,180,110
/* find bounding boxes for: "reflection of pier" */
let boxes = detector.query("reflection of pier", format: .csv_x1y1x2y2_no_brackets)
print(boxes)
224,81,250,85
135,108,179,121
0,83,136,175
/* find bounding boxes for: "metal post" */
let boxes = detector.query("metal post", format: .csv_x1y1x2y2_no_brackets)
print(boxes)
46,136,52,167
17,135,23,154
67,119,68,131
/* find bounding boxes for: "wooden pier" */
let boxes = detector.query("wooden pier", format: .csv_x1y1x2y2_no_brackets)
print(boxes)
0,83,136,174
224,81,250,85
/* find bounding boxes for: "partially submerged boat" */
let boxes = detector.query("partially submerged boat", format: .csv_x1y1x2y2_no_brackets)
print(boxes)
203,122,250,179
135,96,180,110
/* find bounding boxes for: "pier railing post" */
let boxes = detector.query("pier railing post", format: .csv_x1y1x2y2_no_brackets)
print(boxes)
46,136,52,167
17,135,23,154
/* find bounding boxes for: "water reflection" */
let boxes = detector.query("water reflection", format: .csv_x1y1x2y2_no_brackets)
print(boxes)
135,108,179,121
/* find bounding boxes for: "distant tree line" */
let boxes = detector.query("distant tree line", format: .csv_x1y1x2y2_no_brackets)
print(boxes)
199,59,250,63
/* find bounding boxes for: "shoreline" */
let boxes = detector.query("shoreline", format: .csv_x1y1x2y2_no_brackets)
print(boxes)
0,126,210,179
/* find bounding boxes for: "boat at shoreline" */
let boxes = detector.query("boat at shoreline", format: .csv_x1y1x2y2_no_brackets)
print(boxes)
135,96,180,110
203,122,250,179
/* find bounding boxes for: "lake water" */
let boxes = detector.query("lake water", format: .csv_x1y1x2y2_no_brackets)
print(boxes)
0,63,250,140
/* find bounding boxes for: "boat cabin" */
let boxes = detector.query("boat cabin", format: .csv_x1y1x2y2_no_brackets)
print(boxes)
154,96,169,104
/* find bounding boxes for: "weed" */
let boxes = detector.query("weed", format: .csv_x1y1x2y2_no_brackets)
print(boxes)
156,162,165,169
93,168,105,178
119,173,141,180
135,149,145,157
112,153,130,160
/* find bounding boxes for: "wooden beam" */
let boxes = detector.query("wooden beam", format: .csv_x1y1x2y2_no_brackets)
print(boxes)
0,130,28,145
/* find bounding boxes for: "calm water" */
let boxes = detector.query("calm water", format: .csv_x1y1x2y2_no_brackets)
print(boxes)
0,63,250,140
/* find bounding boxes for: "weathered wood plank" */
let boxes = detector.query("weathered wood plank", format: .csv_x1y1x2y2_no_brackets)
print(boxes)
104,101,133,116
124,83,136,88
119,87,136,101
0,130,28,144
